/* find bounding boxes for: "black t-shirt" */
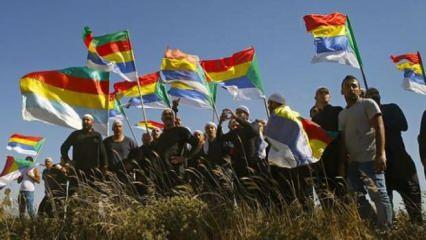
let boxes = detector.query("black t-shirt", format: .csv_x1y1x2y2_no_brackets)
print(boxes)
311,104,342,132
43,166,68,197
103,136,137,171
155,126,200,163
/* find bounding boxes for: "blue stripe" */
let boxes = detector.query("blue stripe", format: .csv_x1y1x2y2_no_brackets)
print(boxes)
7,142,36,151
160,70,203,82
314,36,349,54
87,52,136,74
126,94,162,107
168,88,209,101
404,70,426,85
221,76,256,89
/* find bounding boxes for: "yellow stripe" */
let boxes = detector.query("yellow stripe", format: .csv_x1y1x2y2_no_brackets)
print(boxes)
20,77,108,109
170,82,195,91
9,137,38,146
207,61,251,82
311,25,347,38
310,139,327,160
88,43,97,54
123,82,156,97
102,50,134,63
395,62,422,75
161,58,198,72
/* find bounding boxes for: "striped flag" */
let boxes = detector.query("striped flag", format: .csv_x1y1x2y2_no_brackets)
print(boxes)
390,52,426,95
83,27,138,81
6,134,45,156
0,156,34,190
114,72,170,109
200,47,265,101
20,67,110,135
134,120,164,131
160,48,214,109
300,118,337,160
303,12,362,68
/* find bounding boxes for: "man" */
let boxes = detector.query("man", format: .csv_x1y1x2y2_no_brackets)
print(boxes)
202,122,225,167
103,119,137,173
61,114,107,183
310,87,345,209
17,156,40,219
339,75,392,229
419,110,426,179
366,88,422,222
38,157,68,217
151,127,162,149
265,93,314,210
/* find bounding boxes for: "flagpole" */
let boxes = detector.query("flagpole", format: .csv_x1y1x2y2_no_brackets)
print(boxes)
417,51,426,84
262,97,270,119
126,30,150,132
116,98,138,144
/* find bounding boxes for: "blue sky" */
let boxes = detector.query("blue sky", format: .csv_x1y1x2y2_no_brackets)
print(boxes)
1,1,425,206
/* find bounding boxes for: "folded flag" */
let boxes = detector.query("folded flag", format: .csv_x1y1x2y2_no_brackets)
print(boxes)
300,118,337,160
134,120,164,131
20,67,110,135
160,48,214,108
265,105,315,168
0,156,34,190
83,26,138,81
200,47,265,100
6,134,45,156
303,12,362,68
390,52,426,95
114,72,170,109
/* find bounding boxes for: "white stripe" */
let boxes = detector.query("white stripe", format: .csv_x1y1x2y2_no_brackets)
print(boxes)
266,137,298,168
167,80,211,96
0,170,22,188
223,86,264,101
402,78,426,95
6,146,38,156
171,96,212,109
312,51,360,68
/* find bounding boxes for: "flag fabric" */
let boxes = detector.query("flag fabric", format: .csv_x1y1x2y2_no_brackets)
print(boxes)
134,120,164,131
160,48,214,108
20,67,110,135
108,93,124,119
300,118,337,160
200,47,265,100
83,27,138,81
114,72,170,109
303,12,361,68
6,134,45,156
390,53,426,95
0,156,34,190
265,105,316,168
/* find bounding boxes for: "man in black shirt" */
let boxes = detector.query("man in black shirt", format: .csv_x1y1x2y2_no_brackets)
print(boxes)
419,110,426,179
366,88,422,222
103,119,137,173
61,114,107,183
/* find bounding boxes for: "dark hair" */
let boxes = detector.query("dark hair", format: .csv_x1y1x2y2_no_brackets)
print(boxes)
341,75,360,89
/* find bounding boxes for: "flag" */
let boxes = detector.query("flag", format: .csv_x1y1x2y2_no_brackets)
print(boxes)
200,47,265,100
0,156,34,190
390,52,426,95
265,105,315,168
114,72,170,109
300,118,337,160
303,12,362,68
6,134,45,156
134,120,164,131
20,67,110,135
108,93,123,119
83,26,138,81
160,48,214,108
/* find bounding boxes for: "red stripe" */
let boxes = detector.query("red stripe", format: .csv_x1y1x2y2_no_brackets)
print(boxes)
147,121,164,129
10,134,43,142
301,119,333,144
0,156,15,176
23,71,109,95
390,53,420,64
114,72,159,93
200,48,255,73
303,12,346,32
83,33,92,48
95,39,132,56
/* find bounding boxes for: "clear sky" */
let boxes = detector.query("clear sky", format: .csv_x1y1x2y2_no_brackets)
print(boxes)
1,1,425,207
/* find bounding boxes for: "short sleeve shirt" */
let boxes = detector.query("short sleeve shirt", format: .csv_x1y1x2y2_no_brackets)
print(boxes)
338,98,381,162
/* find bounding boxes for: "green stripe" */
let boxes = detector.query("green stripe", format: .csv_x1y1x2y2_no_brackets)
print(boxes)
15,159,34,168
59,67,110,81
208,83,217,104
246,56,264,93
345,16,363,67
155,82,171,107
93,30,129,47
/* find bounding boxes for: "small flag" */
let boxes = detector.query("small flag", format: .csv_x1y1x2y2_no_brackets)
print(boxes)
134,120,164,131
0,156,34,190
160,48,214,109
303,12,362,68
200,47,265,101
6,134,45,156
390,52,426,95
83,26,138,81
108,93,124,119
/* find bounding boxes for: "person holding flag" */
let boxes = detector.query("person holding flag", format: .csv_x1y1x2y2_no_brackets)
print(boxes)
17,156,40,219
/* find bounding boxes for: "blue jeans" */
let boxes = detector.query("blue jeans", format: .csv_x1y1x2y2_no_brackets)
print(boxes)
19,191,35,218
347,161,393,229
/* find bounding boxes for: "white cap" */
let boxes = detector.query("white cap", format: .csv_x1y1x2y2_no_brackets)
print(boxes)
236,105,250,115
204,122,217,128
83,114,94,120
268,93,286,105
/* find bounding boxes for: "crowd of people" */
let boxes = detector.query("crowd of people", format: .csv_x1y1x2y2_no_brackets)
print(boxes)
8,75,426,231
